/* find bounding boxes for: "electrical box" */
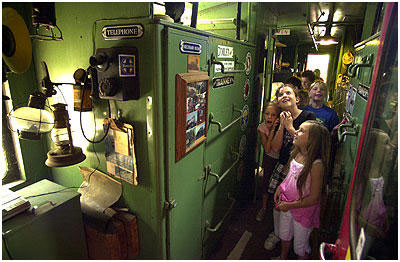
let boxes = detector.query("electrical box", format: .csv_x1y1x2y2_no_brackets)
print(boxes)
90,47,140,100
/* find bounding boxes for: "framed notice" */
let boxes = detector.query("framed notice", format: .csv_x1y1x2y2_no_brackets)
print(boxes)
176,72,209,162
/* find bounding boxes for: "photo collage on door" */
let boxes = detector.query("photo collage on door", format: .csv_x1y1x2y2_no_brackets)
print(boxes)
185,80,207,151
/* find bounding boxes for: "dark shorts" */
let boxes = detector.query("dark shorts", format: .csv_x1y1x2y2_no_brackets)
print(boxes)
267,163,288,194
261,153,279,194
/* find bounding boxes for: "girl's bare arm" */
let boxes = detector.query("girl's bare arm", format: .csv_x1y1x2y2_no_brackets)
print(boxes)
271,113,285,153
259,130,269,153
277,161,323,211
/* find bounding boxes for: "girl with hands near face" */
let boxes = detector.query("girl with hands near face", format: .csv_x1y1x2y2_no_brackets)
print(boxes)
273,120,331,260
279,111,295,135
255,102,281,221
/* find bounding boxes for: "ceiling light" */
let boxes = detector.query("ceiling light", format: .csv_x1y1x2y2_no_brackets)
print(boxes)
317,31,338,45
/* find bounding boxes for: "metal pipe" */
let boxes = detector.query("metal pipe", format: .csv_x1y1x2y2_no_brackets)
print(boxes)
208,152,240,183
276,21,363,29
205,194,236,232
208,104,243,133
325,3,335,36
197,18,235,24
236,2,241,40
308,23,319,51
190,2,198,28
246,2,251,42
209,53,246,74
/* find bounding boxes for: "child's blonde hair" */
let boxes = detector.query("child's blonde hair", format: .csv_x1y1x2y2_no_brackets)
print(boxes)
288,120,331,199
310,80,327,91
263,101,280,114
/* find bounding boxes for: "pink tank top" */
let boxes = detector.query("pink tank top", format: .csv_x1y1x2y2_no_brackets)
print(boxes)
279,159,321,228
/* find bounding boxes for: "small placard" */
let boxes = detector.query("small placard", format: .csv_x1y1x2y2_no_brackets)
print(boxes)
357,83,370,101
180,40,202,54
274,29,290,35
241,105,249,131
119,54,136,77
188,55,200,72
243,79,250,100
217,45,233,58
215,61,234,73
213,76,234,89
245,52,252,75
102,24,144,40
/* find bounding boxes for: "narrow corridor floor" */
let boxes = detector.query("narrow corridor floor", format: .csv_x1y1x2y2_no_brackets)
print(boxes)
207,198,298,260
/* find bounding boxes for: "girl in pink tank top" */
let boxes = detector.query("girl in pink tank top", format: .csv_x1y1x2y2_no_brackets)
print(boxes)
273,120,331,259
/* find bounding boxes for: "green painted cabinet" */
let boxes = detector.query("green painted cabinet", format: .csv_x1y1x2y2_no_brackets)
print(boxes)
90,18,258,259
336,33,381,220
2,179,88,259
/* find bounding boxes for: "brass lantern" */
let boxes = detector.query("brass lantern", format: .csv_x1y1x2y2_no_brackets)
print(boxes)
45,103,86,167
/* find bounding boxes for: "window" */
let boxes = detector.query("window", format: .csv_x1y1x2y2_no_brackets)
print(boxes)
2,81,24,185
306,54,330,82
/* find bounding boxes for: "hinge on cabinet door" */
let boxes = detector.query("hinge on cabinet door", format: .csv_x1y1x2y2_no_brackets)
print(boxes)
164,199,177,210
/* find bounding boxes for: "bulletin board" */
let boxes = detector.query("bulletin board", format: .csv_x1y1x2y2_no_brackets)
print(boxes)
176,72,209,162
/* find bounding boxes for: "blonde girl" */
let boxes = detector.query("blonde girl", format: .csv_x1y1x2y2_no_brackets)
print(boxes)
256,102,280,221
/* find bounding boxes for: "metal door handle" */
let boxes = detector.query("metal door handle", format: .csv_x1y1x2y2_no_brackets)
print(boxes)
347,54,374,78
206,151,240,183
209,104,243,133
205,194,236,232
209,53,246,74
337,115,360,143
320,242,338,259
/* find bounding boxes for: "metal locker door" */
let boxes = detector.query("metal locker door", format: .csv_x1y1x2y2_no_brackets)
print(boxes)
163,26,209,259
202,38,256,257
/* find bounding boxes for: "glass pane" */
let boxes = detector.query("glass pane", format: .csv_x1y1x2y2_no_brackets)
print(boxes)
353,15,398,260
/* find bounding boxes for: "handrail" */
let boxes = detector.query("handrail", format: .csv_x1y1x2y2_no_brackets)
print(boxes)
348,54,373,78
319,242,338,260
207,151,240,183
205,194,236,232
209,53,246,74
337,114,360,143
209,104,243,133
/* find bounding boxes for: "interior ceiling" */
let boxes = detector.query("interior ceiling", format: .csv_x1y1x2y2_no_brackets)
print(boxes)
261,2,367,47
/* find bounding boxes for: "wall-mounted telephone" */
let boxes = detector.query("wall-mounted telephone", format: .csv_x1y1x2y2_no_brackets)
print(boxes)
90,47,139,100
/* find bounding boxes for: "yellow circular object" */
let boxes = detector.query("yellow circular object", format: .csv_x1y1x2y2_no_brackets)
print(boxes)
342,51,354,65
2,7,32,73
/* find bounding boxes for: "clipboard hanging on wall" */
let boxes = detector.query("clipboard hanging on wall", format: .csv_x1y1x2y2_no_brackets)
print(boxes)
103,118,138,186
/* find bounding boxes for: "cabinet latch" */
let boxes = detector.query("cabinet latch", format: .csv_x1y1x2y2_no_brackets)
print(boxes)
164,199,177,210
